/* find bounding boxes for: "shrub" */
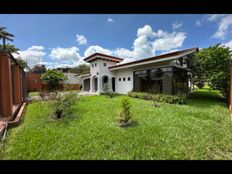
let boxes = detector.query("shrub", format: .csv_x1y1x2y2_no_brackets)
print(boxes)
117,96,133,127
50,91,79,119
39,90,50,99
102,84,114,98
128,92,187,104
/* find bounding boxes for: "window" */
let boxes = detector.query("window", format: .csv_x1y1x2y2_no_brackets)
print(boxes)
92,64,94,68
123,77,126,81
95,63,97,67
119,78,121,81
97,72,99,75
128,77,130,81
104,63,107,67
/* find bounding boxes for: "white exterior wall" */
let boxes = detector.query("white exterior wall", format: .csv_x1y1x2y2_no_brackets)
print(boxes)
63,73,81,84
90,60,116,76
89,59,117,93
114,68,133,94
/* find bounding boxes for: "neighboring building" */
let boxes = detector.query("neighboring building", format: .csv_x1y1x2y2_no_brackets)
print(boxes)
56,67,72,73
0,51,27,119
78,47,198,95
27,65,45,92
27,73,43,92
56,66,81,90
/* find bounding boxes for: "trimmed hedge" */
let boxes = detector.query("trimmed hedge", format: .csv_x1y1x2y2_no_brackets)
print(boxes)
128,92,187,104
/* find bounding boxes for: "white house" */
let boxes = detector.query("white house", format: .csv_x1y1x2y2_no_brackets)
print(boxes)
77,47,198,95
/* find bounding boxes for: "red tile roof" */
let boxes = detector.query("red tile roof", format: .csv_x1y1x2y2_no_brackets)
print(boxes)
83,53,124,63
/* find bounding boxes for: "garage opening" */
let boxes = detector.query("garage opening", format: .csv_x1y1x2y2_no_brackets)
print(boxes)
83,78,90,91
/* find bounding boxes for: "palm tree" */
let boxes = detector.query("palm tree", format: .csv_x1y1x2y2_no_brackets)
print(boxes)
0,44,20,54
0,26,14,50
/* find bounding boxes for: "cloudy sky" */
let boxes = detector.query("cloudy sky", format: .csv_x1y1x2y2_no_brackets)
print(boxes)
0,14,232,68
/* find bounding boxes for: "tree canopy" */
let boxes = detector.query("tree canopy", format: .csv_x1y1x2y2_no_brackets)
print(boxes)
191,44,232,101
70,64,90,75
0,26,14,48
41,70,66,90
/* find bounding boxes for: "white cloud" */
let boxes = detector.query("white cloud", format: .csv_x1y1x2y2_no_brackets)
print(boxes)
152,31,186,52
196,20,202,26
107,18,114,23
207,14,225,22
14,45,46,67
76,34,87,45
212,15,232,39
84,25,186,62
115,25,186,59
45,58,88,70
137,25,154,37
224,40,232,50
172,21,183,30
49,47,81,62
114,48,134,58
84,45,113,57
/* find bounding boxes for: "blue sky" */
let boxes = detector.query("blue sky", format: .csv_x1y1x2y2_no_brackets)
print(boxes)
0,14,232,68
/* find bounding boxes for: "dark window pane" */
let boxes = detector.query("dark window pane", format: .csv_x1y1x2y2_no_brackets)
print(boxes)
128,77,130,81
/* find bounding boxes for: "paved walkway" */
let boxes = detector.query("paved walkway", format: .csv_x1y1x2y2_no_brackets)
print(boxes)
29,91,98,101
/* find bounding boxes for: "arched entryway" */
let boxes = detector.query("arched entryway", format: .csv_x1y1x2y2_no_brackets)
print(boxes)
102,75,108,89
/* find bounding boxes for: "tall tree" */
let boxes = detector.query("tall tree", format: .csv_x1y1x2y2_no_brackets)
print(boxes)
191,44,232,102
0,26,14,49
0,44,20,54
31,65,46,74
70,64,90,75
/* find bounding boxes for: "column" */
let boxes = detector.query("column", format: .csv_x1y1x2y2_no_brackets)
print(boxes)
90,77,93,92
12,65,22,105
98,76,102,93
0,53,13,117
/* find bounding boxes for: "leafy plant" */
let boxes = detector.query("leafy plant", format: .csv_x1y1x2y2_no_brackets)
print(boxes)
50,91,79,119
190,44,232,102
40,70,66,90
117,96,133,127
102,83,114,98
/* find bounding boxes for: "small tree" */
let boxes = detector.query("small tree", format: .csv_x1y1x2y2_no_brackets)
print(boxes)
102,83,113,98
51,91,79,119
41,70,66,90
117,96,133,127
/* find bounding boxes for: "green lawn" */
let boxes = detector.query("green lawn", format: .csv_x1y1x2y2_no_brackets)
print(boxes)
1,89,232,159
29,92,39,97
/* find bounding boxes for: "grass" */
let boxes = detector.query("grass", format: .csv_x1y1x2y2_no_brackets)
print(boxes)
29,92,39,97
0,89,232,160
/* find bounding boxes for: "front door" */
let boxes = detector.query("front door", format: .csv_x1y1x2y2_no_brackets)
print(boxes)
94,78,98,92
112,77,115,92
